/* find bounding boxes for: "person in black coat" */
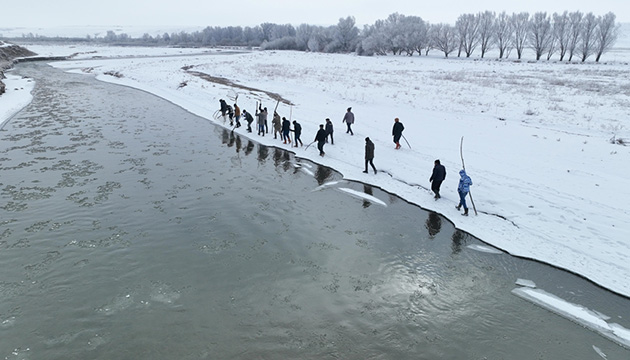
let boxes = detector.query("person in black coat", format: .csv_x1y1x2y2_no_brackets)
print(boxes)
429,159,446,199
291,120,303,147
315,124,327,156
243,110,254,133
219,99,228,117
363,137,377,174
392,117,404,149
281,117,291,144
325,118,334,144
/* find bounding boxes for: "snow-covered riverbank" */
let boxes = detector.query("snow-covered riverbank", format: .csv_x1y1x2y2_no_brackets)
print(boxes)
2,43,630,301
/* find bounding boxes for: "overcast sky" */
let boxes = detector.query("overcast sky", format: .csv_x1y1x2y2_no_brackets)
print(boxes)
3,0,629,29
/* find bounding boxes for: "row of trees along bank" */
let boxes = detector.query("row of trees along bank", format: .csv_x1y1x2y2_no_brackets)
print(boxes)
5,11,620,62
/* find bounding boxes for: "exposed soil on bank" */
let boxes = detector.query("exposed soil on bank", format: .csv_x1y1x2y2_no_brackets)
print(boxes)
184,66,294,106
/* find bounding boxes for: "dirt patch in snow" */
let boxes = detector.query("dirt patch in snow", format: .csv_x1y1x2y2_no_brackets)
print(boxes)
185,68,293,106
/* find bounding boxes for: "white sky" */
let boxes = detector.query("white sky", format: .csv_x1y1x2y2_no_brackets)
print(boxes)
2,0,629,28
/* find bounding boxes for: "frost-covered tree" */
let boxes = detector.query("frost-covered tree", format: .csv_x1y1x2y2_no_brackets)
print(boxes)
528,12,553,60
296,24,318,51
333,16,360,53
511,12,530,59
432,23,458,58
552,12,570,61
259,23,275,42
578,12,598,62
390,15,428,56
360,20,389,55
494,11,513,59
456,13,480,57
405,16,429,56
594,12,619,62
306,27,331,52
477,11,495,58
566,11,583,61
385,13,406,55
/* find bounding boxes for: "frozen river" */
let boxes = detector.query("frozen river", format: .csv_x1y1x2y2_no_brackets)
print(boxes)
0,62,628,359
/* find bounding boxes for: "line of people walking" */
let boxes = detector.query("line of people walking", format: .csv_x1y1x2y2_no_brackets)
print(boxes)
219,99,472,215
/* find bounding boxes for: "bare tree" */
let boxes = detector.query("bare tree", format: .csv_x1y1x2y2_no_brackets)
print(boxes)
567,11,583,61
477,11,496,58
529,12,553,60
594,12,619,62
578,12,598,62
494,11,513,59
511,12,530,59
551,12,570,60
456,13,481,57
432,23,458,58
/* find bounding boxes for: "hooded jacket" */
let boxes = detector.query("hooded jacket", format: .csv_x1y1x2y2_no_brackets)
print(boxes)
458,170,472,193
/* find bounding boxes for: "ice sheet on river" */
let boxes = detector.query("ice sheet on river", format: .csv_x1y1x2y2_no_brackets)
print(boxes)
338,188,387,207
512,284,630,349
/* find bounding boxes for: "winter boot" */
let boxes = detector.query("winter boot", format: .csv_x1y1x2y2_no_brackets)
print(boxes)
456,204,461,211
462,208,469,216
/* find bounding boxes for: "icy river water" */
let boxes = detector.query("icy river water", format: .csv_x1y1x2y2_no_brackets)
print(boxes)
1,63,629,359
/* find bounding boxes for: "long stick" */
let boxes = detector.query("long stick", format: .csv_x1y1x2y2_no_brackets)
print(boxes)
460,136,478,215
305,141,316,150
402,134,411,149
289,105,293,143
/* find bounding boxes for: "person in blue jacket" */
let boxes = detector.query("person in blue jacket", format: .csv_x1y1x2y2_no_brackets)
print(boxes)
456,169,473,216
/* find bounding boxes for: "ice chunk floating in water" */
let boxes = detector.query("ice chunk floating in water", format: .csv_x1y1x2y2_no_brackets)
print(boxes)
512,286,630,348
515,278,537,288
292,162,315,177
299,167,315,177
338,188,387,207
592,345,607,359
312,180,341,192
466,244,503,254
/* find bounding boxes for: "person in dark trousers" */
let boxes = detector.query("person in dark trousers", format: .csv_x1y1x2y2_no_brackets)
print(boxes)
456,169,473,216
291,120,303,147
243,110,254,133
227,104,234,126
258,105,269,134
256,106,265,136
342,107,354,135
272,111,282,139
392,117,404,149
281,117,291,144
234,103,241,128
315,124,327,156
363,137,377,174
219,99,228,118
429,159,446,199
325,118,334,144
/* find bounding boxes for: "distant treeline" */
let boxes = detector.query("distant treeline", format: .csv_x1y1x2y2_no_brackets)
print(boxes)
5,11,621,62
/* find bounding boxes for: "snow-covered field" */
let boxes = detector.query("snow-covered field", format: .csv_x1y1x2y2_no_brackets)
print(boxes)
2,39,630,308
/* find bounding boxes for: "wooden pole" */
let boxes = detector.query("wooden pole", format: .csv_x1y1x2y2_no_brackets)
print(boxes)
460,136,478,215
